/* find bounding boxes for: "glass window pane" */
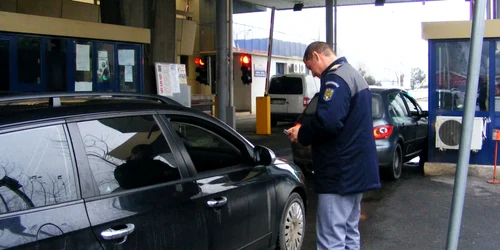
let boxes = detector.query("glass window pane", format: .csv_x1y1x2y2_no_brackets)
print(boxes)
0,40,9,91
96,43,114,85
170,121,243,172
434,41,489,111
18,37,41,85
118,48,138,92
0,125,77,214
388,92,408,117
47,39,67,91
77,116,180,194
494,41,500,111
75,42,93,91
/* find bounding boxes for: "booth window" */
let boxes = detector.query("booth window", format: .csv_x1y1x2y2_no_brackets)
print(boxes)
75,42,93,91
434,41,489,112
46,39,67,91
18,37,41,85
0,40,9,91
495,41,500,112
118,48,138,92
96,43,114,85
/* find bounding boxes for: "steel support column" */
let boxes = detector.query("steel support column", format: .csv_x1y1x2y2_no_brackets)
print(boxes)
445,0,487,249
216,0,228,123
326,0,334,48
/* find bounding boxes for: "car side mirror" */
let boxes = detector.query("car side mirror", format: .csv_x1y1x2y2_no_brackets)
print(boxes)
420,111,429,117
254,145,276,166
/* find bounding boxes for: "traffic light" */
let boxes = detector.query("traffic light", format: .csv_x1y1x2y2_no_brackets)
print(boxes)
240,54,252,85
195,57,209,85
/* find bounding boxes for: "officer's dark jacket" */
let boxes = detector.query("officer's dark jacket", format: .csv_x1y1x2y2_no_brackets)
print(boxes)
298,57,381,195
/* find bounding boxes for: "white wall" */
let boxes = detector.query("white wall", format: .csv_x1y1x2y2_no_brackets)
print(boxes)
232,53,308,113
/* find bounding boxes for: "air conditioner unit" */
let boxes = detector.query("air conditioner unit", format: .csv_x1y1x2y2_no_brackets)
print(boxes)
435,116,485,151
293,63,299,73
287,63,294,73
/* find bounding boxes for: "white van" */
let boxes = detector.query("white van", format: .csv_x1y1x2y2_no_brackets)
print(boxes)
268,73,320,127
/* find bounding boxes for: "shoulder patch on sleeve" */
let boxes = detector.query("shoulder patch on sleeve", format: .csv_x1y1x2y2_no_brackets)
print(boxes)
325,81,339,88
323,88,335,101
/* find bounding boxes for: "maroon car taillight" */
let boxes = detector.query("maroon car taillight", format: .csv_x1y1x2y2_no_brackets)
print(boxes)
373,125,393,140
303,97,310,107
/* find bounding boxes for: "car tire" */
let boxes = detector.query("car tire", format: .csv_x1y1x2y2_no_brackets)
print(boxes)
388,143,403,180
276,192,305,250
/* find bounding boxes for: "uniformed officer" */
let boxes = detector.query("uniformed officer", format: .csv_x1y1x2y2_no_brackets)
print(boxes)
287,41,381,250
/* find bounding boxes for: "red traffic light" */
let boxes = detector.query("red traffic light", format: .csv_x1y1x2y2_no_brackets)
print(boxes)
195,57,205,66
240,54,251,65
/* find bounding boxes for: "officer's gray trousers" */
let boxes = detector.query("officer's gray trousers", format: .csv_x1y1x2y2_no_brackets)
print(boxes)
316,192,363,250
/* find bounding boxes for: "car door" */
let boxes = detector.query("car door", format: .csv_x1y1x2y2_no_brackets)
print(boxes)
401,93,429,154
67,113,208,250
387,92,417,157
160,113,275,250
0,123,99,250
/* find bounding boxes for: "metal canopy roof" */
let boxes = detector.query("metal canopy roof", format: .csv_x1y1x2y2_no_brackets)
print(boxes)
236,0,433,10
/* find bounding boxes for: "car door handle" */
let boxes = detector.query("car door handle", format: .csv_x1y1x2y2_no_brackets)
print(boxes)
101,223,135,240
207,196,228,208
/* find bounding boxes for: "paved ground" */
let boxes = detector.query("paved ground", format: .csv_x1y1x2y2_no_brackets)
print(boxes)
235,114,500,250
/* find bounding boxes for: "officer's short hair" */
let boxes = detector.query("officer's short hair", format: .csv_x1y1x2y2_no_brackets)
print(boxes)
303,41,334,61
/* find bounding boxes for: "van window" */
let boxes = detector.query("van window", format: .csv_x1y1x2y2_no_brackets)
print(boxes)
268,77,303,95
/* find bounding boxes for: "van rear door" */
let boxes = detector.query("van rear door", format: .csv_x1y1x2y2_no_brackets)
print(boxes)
268,76,304,114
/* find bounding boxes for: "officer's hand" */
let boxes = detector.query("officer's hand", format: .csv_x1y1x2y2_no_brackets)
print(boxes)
287,124,301,142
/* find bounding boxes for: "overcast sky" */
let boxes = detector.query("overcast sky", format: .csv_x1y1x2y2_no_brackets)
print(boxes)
233,0,471,82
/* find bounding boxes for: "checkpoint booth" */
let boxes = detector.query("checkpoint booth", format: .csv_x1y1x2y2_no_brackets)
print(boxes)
422,20,500,167
0,11,149,94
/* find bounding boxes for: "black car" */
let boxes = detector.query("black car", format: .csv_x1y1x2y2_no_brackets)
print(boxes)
291,87,428,180
0,92,307,250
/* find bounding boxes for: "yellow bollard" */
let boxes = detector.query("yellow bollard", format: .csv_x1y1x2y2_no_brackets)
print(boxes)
256,96,271,135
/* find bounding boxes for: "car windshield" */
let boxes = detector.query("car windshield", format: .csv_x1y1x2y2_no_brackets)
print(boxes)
303,93,383,119
268,76,303,95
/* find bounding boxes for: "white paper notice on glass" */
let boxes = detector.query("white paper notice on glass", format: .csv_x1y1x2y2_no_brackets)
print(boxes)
76,44,90,71
75,81,92,91
118,50,135,66
177,64,187,85
125,66,133,82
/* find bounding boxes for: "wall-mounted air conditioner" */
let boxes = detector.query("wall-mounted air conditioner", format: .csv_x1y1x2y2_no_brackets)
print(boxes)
435,116,485,151
293,63,299,73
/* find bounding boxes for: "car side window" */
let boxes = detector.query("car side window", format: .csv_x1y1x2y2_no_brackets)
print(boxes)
169,118,246,173
76,115,181,195
402,94,421,116
388,92,409,117
0,125,77,215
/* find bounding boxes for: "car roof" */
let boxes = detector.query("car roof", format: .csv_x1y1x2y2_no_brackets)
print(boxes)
0,92,196,128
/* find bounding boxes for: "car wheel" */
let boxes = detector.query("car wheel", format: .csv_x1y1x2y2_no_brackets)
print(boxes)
277,193,305,250
389,143,403,180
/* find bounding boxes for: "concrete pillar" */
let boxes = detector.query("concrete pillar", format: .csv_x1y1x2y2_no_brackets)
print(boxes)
326,0,334,48
216,0,228,122
100,0,176,94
